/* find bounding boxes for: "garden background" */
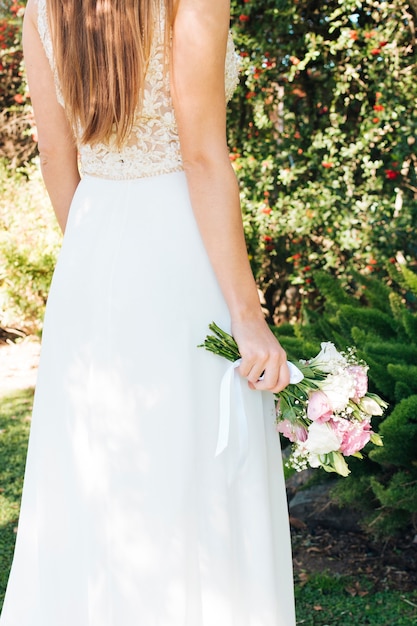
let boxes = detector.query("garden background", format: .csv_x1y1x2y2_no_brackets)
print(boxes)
1,0,417,623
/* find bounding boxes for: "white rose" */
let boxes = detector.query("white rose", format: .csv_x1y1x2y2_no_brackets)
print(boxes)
305,421,342,455
309,342,347,374
318,372,356,412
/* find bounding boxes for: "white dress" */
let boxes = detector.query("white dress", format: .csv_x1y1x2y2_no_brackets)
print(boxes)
0,2,295,624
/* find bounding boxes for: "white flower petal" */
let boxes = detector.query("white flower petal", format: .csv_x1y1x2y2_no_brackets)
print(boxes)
359,396,384,416
305,421,342,455
318,372,356,412
309,342,348,373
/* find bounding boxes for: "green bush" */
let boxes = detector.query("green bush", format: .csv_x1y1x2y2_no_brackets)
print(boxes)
291,264,417,535
0,161,60,333
0,1,36,167
229,0,417,322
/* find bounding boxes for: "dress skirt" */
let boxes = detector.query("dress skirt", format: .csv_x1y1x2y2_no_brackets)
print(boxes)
0,171,295,626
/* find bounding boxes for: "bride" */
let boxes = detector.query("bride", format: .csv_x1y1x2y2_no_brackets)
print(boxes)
0,0,296,624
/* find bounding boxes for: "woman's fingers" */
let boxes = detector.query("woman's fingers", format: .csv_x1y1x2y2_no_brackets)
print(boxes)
238,348,290,393
257,361,291,394
232,317,291,394
251,358,290,394
238,351,268,384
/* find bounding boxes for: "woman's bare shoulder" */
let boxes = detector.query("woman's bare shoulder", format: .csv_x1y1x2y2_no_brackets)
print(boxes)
170,0,232,165
173,0,230,25
24,0,38,24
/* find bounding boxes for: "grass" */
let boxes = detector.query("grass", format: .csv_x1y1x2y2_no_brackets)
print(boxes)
295,573,417,625
1,388,416,623
0,387,33,609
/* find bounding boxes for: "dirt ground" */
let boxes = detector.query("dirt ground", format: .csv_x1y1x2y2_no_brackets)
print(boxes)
0,333,40,395
291,523,417,592
1,332,417,593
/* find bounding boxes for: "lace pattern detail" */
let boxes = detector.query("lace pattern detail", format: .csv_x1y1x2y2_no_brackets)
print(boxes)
37,0,240,180
225,32,241,103
37,0,64,106
79,29,184,180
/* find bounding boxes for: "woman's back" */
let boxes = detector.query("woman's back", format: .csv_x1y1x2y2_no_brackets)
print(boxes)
37,0,239,180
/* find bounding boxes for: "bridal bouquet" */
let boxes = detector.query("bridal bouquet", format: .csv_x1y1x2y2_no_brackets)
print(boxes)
201,323,387,477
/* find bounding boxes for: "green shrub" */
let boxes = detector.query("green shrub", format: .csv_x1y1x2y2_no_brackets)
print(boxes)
0,160,60,333
370,396,417,468
294,264,417,535
0,1,36,168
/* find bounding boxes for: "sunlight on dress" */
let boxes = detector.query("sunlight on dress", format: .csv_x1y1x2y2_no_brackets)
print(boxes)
0,1,295,624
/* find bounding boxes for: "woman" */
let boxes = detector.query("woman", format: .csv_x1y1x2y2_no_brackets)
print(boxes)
0,0,295,624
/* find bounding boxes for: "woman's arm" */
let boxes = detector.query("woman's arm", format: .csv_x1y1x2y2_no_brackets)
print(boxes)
171,0,290,393
23,0,80,233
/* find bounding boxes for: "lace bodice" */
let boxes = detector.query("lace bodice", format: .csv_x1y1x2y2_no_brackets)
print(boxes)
37,0,240,180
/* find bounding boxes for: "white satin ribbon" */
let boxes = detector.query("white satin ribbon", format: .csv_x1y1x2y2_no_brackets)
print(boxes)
216,360,304,477
216,359,246,457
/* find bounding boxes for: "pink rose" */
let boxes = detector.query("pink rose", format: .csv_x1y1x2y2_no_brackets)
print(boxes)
328,417,349,440
307,390,333,423
277,419,308,443
348,365,368,401
338,420,372,456
295,425,308,443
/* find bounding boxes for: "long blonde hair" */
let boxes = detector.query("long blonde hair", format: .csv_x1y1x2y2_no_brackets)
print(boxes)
47,0,174,147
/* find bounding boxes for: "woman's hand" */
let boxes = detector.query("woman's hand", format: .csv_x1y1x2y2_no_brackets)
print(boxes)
231,315,290,394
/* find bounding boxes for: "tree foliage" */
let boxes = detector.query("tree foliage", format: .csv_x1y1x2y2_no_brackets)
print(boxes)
0,1,36,167
229,0,417,322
